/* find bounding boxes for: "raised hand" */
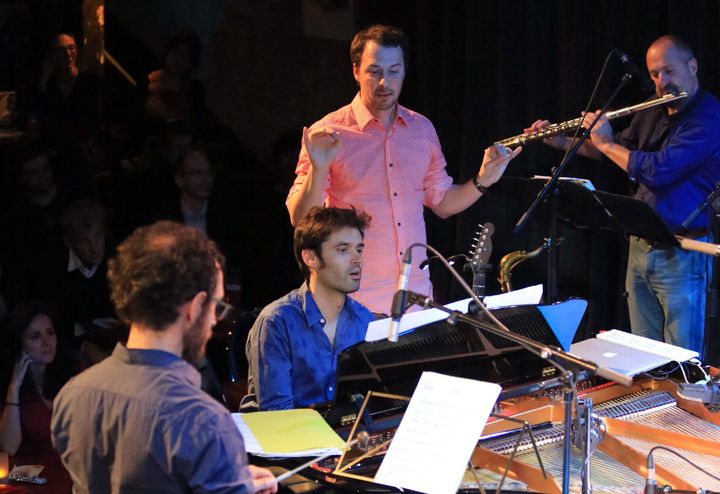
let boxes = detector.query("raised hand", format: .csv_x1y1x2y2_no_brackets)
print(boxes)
302,126,341,175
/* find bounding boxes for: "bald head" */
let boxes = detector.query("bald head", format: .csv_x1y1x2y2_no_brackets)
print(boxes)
646,35,698,111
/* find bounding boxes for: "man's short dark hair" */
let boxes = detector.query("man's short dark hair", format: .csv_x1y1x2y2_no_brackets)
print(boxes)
350,24,409,68
294,207,371,281
108,221,225,330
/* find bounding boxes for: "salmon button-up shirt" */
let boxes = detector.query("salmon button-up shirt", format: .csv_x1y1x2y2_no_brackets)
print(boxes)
288,94,453,313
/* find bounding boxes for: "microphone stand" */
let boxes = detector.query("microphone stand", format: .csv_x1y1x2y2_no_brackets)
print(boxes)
514,73,633,302
400,289,631,494
680,182,720,363
515,73,632,235
680,181,720,231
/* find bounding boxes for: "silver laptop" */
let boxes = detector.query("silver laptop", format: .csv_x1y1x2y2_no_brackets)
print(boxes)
569,338,672,377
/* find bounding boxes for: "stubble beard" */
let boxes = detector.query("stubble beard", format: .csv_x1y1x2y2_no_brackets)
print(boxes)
182,306,210,364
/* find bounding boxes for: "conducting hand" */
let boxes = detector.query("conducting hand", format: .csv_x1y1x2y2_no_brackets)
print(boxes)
476,143,522,188
248,465,278,494
302,126,341,175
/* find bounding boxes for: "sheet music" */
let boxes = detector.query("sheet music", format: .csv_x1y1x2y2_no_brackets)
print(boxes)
365,284,543,342
374,372,502,494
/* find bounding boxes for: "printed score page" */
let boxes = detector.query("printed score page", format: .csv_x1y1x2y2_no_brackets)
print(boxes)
374,372,502,494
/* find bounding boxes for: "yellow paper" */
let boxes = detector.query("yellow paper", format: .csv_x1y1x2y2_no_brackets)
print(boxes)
241,409,345,453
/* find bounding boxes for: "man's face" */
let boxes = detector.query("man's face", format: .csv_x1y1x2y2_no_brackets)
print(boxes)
175,151,214,200
183,269,223,363
50,34,77,75
20,154,55,194
310,227,364,295
646,40,699,105
68,223,106,268
353,41,405,115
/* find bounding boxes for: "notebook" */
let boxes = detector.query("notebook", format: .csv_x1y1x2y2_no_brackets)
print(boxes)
569,337,672,377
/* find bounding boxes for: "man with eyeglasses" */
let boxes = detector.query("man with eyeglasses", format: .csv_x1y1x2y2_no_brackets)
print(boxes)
245,207,373,410
51,221,277,494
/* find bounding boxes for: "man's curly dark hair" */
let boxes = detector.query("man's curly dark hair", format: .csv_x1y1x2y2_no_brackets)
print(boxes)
108,221,225,331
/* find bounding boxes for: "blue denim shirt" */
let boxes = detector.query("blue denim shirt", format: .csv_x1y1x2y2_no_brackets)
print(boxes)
246,283,372,410
52,344,253,493
617,90,720,232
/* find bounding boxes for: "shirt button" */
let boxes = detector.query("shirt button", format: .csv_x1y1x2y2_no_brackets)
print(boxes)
329,386,334,392
388,163,393,167
399,251,403,256
397,222,401,227
393,192,398,197
320,318,325,324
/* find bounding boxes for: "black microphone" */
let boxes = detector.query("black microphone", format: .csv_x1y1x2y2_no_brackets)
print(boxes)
614,49,654,92
388,250,412,342
645,451,656,494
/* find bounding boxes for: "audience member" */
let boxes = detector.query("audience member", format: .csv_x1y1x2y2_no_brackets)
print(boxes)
0,145,67,308
153,146,242,289
57,199,116,352
33,33,101,147
144,30,206,132
0,301,82,492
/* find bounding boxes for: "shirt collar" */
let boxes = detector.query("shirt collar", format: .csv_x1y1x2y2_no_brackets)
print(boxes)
180,199,208,220
111,343,201,387
298,282,359,327
67,248,98,278
351,93,410,130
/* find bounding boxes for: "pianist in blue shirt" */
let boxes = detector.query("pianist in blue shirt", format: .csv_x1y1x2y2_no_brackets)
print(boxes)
245,207,374,410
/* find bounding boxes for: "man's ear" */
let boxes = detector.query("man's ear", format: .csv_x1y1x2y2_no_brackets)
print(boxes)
185,291,207,325
301,249,320,273
689,57,698,77
352,62,360,84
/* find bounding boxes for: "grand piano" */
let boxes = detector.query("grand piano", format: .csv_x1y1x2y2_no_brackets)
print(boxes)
290,300,720,493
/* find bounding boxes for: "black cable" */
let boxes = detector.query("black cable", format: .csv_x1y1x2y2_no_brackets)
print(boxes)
649,445,720,483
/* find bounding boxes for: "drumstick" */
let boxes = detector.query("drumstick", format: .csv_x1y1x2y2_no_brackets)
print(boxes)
275,432,368,482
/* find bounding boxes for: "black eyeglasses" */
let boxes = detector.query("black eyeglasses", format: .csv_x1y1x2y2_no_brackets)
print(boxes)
211,297,234,321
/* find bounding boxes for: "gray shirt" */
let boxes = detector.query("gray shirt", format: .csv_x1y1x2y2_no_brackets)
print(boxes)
51,344,254,493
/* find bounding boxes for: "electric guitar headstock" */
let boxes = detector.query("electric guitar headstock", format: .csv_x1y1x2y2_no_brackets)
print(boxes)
468,223,494,298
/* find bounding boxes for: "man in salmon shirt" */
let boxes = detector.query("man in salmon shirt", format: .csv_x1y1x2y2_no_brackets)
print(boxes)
287,24,520,315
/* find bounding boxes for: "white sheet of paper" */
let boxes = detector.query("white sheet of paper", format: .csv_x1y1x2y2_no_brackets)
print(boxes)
365,284,543,342
374,372,502,494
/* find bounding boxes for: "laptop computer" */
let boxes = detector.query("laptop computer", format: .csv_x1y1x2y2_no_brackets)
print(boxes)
569,337,672,377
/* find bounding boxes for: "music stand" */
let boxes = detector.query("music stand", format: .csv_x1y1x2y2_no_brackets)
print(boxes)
590,190,680,246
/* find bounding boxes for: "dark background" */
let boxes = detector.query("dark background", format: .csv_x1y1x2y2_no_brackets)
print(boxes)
3,0,720,343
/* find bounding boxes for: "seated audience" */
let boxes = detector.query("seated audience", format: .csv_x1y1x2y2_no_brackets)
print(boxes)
51,221,276,493
34,33,101,147
58,199,117,353
0,301,82,492
0,145,67,308
245,207,373,410
144,30,206,131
